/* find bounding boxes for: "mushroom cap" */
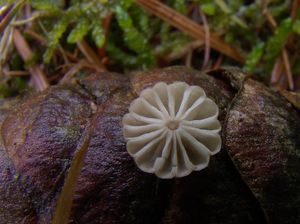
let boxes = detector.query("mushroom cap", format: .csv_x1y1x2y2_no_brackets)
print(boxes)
122,82,221,178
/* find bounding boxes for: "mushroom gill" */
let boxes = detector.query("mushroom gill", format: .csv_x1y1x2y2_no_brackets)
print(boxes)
122,82,221,178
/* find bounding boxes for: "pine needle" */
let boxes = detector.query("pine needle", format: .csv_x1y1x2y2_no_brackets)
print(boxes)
135,0,245,63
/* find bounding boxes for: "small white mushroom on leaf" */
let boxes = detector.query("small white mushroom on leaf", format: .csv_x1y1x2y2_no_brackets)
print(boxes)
122,82,221,178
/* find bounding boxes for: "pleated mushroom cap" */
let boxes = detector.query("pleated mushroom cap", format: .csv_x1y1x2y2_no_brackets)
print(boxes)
122,82,221,178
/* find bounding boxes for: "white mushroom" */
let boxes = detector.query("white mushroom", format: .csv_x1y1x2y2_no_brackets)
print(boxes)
122,82,221,179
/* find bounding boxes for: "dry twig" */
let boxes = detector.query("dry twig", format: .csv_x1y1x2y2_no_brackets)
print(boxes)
270,57,284,84
77,40,105,72
13,28,49,91
262,3,294,90
211,55,224,70
59,61,90,84
97,12,113,60
24,29,47,45
135,0,245,63
291,0,300,20
199,7,210,69
4,70,30,76
282,49,294,90
185,49,193,67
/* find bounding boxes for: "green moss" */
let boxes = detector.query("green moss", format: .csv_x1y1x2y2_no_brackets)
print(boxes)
1,0,300,90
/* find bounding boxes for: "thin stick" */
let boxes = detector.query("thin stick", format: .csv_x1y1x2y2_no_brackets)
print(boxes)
263,3,294,90
25,29,46,44
13,29,49,91
0,1,25,35
282,49,294,90
59,62,83,84
135,0,244,63
263,8,277,29
291,0,300,20
77,40,105,72
270,57,283,84
211,54,223,70
199,8,210,69
185,49,193,67
4,70,30,76
98,12,113,59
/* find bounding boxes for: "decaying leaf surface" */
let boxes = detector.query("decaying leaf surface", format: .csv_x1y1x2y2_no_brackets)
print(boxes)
224,76,300,224
0,67,299,224
0,99,37,224
1,86,95,222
